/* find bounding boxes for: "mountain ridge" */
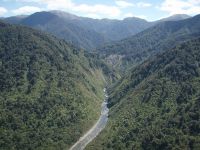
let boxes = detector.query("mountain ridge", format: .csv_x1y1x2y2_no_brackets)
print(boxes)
4,11,191,51
156,14,191,22
87,37,200,150
0,20,114,150
99,14,200,72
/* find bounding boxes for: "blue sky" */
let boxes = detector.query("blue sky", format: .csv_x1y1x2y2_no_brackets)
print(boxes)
0,0,200,21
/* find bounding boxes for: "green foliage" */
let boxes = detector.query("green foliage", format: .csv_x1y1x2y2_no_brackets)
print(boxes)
99,14,200,72
0,21,112,150
87,38,200,150
5,11,153,51
20,11,106,51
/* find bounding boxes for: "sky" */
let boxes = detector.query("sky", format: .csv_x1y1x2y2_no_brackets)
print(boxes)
0,0,200,21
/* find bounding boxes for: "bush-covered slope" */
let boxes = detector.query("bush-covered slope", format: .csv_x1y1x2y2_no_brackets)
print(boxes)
20,11,106,51
5,11,192,53
87,38,200,150
5,11,154,51
3,15,27,24
100,14,200,72
0,21,112,150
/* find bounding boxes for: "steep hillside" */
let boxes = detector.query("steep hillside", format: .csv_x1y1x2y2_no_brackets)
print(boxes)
100,14,200,72
76,17,152,41
0,21,113,150
20,11,106,51
4,11,153,50
3,15,27,24
4,11,193,52
87,38,200,149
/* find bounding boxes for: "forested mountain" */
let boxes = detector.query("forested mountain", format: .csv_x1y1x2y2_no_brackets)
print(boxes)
2,9,200,150
87,38,200,150
0,20,115,150
156,14,190,22
3,15,27,24
4,11,192,51
99,14,200,72
20,11,106,51
80,17,151,41
4,11,152,50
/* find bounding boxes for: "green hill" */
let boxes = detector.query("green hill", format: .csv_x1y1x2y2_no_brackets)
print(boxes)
87,38,200,150
5,11,153,51
5,11,191,52
0,21,114,150
20,11,107,51
99,14,200,72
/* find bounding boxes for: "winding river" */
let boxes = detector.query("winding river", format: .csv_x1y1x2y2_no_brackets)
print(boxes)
69,88,109,150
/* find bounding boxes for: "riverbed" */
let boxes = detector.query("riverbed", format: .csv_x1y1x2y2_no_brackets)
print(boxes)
69,88,109,150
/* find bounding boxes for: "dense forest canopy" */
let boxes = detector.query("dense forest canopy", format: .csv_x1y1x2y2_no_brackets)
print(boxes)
99,14,200,72
0,21,115,150
87,38,200,150
1,11,200,150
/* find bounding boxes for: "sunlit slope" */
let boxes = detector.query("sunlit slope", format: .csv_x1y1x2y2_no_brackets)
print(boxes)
87,38,200,150
0,21,111,150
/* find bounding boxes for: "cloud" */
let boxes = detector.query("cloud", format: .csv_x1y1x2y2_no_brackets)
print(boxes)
12,6,41,15
115,0,134,8
45,0,121,18
137,2,152,8
14,0,122,18
0,7,8,16
73,4,121,18
159,0,200,15
41,0,73,10
123,13,134,18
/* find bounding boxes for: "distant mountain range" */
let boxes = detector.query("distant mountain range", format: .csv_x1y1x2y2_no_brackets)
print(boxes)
99,14,200,72
156,14,190,22
3,11,191,50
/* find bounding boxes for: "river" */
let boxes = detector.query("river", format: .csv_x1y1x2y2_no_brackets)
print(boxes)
69,88,109,150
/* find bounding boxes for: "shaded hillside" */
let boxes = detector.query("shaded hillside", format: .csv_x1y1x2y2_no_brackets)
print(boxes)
5,11,153,50
75,17,152,41
0,21,114,150
3,15,27,24
4,11,193,52
87,38,200,150
20,11,106,51
99,14,200,72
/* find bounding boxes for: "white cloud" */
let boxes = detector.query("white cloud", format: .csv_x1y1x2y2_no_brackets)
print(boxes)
123,13,134,18
73,4,121,18
12,6,41,15
159,0,200,15
115,0,134,8
0,7,8,16
137,2,152,8
42,0,73,10
14,0,122,18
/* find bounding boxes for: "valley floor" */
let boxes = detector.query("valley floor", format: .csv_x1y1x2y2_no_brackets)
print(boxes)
69,89,109,150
